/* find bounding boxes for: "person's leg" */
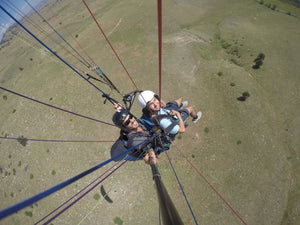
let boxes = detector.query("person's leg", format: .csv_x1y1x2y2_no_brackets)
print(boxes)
165,98,185,111
185,106,202,123
185,106,197,118
174,98,182,107
174,98,188,109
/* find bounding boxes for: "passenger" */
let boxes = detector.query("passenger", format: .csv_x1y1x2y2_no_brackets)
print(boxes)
137,90,201,138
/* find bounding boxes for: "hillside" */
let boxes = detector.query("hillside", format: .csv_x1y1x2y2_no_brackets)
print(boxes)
0,0,299,224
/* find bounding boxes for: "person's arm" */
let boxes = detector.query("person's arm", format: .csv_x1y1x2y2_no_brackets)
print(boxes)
171,110,185,133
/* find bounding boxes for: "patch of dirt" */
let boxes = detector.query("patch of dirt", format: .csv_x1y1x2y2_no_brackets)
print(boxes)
163,30,209,47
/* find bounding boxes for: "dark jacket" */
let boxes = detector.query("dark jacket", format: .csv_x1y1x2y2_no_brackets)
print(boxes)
126,124,154,158
110,123,170,162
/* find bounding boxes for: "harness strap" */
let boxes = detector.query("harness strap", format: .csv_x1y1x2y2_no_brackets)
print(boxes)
151,114,178,134
163,120,179,134
139,117,157,132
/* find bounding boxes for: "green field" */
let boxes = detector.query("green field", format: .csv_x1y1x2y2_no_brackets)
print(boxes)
0,0,299,224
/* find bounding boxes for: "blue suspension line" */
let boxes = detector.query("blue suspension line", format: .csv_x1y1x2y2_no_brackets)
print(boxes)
95,66,121,94
4,1,89,69
0,136,114,143
0,86,115,127
4,1,48,38
0,4,116,104
164,151,199,225
23,0,92,68
0,135,158,220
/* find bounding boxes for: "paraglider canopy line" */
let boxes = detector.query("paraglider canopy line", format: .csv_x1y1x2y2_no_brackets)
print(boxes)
0,86,116,127
157,0,163,99
150,158,184,225
0,5,118,106
0,134,158,220
82,0,141,93
23,0,92,68
175,145,248,225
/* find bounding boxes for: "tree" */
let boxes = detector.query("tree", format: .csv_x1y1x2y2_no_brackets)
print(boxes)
237,91,250,102
17,136,28,147
252,53,265,69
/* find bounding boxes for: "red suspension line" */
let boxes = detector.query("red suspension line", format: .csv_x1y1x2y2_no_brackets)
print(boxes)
157,0,162,99
164,150,195,225
46,2,98,67
175,146,248,225
82,0,140,92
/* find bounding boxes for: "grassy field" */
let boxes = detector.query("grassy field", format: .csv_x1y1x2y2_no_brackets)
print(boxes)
0,0,299,224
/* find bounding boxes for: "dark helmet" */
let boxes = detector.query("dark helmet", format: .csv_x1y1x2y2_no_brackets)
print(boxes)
112,109,129,126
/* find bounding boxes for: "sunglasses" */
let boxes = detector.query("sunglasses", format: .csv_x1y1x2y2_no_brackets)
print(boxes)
123,114,133,126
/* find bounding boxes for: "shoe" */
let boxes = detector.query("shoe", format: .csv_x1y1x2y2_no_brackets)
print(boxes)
180,101,188,109
192,111,202,123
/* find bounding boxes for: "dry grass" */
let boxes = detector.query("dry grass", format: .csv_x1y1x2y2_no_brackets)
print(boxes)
0,0,299,224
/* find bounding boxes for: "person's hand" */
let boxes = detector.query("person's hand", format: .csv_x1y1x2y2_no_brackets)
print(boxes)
113,103,123,111
160,100,166,108
171,110,180,117
144,151,157,164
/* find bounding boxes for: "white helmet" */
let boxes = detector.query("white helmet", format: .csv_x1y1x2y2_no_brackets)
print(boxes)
137,90,155,108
